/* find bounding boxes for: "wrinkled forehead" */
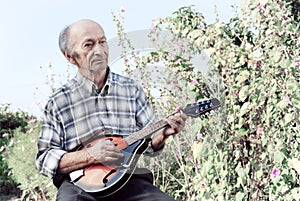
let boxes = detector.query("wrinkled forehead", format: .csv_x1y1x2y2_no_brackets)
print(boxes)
69,20,106,44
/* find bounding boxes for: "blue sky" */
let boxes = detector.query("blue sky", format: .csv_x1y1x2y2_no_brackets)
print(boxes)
0,0,241,117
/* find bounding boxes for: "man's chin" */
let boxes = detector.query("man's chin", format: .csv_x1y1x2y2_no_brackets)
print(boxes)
93,64,108,73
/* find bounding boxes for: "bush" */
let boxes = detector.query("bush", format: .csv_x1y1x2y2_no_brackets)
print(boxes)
0,104,56,200
7,120,56,200
0,104,32,196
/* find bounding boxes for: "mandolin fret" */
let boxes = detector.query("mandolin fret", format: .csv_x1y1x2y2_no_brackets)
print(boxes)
125,120,167,145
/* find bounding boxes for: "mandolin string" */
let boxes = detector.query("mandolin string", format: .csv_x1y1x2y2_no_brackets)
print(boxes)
125,120,168,145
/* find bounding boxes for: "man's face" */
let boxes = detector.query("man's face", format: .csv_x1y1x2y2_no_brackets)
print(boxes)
68,20,109,75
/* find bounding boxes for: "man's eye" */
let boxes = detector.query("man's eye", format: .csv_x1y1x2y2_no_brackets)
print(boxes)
84,43,93,48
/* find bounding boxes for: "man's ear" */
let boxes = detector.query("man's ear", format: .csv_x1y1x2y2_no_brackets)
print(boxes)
64,52,76,65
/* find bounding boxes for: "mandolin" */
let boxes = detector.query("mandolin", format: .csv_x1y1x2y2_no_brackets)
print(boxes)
69,98,221,197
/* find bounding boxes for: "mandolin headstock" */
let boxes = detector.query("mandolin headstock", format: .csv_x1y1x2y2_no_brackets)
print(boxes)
182,98,221,118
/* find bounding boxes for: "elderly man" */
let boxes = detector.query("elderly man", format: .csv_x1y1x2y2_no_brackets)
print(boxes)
36,19,186,201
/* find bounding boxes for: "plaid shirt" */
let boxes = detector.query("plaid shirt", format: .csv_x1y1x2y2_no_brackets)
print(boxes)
36,68,156,178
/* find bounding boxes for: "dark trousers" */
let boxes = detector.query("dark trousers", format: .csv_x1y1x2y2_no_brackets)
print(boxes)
56,168,177,201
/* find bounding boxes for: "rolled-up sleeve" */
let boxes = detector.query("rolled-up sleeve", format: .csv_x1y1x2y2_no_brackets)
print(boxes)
36,100,66,178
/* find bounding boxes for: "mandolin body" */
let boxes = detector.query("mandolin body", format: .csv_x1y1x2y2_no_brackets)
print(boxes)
73,135,149,197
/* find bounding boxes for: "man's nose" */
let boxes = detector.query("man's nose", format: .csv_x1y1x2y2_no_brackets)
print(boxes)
93,43,105,55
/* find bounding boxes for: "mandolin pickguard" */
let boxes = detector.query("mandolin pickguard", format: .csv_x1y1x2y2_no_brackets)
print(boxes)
73,135,149,196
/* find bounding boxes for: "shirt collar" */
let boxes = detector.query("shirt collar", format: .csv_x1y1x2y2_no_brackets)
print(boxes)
75,67,112,96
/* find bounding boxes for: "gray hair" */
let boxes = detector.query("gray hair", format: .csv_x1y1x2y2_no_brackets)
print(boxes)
58,25,72,55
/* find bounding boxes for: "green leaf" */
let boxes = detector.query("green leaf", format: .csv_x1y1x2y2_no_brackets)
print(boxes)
279,58,292,68
272,50,283,63
236,192,245,201
282,113,294,126
255,169,263,180
192,142,203,159
288,158,300,175
150,52,159,56
236,70,250,84
187,29,202,39
239,102,250,117
239,85,250,102
276,99,289,110
236,118,245,129
286,79,300,94
274,150,285,164
235,128,248,138
292,97,300,110
235,163,248,178
250,94,258,101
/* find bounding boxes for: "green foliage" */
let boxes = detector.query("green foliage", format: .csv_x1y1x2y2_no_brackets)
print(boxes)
7,120,56,200
0,104,56,200
113,0,300,200
0,104,29,134
0,104,33,196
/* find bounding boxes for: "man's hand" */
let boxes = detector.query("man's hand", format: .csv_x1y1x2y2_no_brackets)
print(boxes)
151,107,187,151
86,139,124,164
58,138,124,174
162,111,187,137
